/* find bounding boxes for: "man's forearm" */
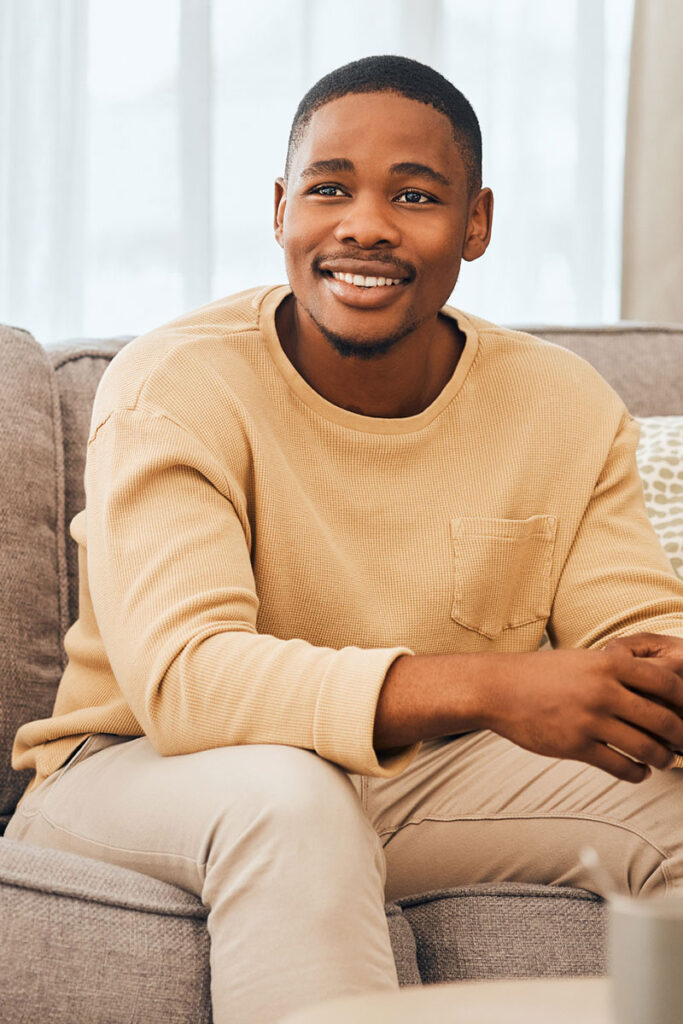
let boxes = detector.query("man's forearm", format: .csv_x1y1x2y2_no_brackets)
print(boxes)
373,643,683,785
373,652,493,751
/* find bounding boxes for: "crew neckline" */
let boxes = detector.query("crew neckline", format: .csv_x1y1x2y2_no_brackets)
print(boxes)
259,284,480,435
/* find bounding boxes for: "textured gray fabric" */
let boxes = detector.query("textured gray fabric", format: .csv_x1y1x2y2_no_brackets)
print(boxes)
50,340,131,626
0,837,208,917
399,884,606,983
519,323,683,417
0,846,212,1023
385,903,422,985
0,326,68,831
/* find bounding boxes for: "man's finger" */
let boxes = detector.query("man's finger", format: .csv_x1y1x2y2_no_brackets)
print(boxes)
617,655,683,699
585,741,651,784
610,686,683,751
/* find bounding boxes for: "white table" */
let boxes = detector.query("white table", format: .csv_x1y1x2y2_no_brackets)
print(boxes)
280,976,611,1023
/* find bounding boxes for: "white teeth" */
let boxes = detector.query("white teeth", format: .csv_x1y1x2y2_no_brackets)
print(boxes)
330,271,402,287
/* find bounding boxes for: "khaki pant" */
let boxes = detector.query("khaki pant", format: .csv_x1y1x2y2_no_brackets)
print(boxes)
6,730,683,1023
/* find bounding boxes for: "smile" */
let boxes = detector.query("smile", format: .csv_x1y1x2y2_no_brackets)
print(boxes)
328,271,403,288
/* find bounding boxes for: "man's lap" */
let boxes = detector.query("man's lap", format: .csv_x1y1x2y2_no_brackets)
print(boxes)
7,729,682,902
364,730,683,900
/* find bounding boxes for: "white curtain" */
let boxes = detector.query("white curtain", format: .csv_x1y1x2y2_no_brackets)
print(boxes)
0,0,634,345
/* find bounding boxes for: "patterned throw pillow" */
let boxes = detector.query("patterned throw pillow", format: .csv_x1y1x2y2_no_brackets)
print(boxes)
635,416,683,582
538,415,683,650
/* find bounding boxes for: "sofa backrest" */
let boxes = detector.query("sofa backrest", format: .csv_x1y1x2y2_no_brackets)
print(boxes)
0,319,681,830
0,329,129,830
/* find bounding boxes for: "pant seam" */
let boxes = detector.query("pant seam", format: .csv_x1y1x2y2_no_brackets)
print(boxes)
31,805,205,869
377,810,672,864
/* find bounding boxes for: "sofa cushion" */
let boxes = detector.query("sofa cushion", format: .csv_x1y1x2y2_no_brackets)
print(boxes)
0,838,212,1022
50,339,131,626
0,326,68,832
636,416,683,581
398,883,606,982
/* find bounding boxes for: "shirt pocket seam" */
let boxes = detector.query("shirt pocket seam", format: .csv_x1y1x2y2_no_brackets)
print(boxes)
450,515,557,639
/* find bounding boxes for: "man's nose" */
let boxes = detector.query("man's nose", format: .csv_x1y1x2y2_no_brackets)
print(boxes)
332,194,401,249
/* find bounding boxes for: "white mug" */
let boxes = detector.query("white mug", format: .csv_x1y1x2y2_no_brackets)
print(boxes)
609,893,683,1024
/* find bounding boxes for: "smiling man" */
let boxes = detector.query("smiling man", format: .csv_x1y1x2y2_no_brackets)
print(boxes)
7,56,683,1024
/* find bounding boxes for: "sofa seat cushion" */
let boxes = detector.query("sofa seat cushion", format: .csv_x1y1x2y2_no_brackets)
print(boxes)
398,883,606,983
0,838,211,1022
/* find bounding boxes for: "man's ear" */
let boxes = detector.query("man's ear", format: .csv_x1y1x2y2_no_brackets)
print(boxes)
274,177,287,248
463,187,493,263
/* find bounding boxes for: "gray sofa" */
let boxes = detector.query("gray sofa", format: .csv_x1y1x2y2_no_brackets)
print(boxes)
1,318,681,1022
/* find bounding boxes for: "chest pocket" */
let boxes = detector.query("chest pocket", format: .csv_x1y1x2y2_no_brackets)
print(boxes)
450,515,557,639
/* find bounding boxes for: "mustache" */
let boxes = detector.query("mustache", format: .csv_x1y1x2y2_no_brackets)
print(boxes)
312,252,416,279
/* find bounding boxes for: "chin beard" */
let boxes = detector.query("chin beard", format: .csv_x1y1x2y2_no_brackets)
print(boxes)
308,310,420,361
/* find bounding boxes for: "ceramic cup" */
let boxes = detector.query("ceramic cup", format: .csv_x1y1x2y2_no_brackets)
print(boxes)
609,893,683,1024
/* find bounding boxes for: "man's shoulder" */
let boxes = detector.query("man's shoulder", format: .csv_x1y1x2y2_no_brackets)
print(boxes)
90,285,287,429
452,308,624,406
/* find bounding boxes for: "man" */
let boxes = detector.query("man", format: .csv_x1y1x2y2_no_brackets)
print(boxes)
7,55,683,1024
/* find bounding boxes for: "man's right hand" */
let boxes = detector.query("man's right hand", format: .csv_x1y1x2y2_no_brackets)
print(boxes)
374,646,683,783
482,647,683,783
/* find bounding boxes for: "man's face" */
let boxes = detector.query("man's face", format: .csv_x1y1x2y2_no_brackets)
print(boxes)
274,91,492,356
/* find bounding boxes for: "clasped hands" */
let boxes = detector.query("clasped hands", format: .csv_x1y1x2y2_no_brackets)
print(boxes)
488,632,683,783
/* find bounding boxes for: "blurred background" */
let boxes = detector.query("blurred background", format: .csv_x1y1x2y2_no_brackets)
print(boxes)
0,0,680,344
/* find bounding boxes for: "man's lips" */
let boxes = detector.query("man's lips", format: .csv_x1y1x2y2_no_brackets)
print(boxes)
316,257,414,284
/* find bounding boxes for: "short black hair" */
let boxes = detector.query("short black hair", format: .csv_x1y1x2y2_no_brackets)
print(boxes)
285,54,482,195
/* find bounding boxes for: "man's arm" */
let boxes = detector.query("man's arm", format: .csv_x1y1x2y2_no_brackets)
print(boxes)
374,644,683,783
374,410,683,784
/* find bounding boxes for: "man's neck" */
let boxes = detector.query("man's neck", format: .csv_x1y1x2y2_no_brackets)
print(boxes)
275,296,465,419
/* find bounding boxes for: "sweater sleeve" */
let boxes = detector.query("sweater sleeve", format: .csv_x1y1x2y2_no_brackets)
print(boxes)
85,409,419,777
547,413,683,649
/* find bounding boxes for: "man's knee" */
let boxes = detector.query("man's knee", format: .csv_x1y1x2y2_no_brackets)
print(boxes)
203,744,385,895
210,743,368,837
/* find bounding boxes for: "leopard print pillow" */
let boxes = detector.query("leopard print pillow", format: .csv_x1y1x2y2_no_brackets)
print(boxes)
538,414,683,649
635,416,683,582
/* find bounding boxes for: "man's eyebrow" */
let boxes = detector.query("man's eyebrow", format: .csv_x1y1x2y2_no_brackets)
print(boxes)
298,158,355,181
389,162,452,187
297,158,452,188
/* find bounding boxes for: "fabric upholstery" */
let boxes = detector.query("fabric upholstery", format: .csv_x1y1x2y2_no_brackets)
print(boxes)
399,884,606,982
0,839,212,1023
50,340,131,626
0,326,68,831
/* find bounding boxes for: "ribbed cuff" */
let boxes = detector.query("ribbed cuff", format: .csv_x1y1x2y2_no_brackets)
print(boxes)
313,646,420,777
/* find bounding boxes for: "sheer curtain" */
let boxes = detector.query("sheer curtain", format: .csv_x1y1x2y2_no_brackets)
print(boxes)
0,0,634,345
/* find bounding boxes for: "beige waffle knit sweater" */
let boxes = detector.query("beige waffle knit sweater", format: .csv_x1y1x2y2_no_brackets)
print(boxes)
12,284,683,791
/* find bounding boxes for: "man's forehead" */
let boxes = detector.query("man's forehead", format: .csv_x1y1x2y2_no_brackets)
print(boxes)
291,92,464,179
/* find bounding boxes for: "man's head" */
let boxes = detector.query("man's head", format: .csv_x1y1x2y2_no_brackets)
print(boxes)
285,55,483,199
274,56,492,363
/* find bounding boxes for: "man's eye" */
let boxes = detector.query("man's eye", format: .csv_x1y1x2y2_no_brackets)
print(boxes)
310,184,346,197
396,190,432,204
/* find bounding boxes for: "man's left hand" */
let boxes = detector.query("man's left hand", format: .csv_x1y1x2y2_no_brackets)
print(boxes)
603,632,683,664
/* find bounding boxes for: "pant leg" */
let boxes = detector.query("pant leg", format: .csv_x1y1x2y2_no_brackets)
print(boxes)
6,736,397,1024
359,731,683,903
